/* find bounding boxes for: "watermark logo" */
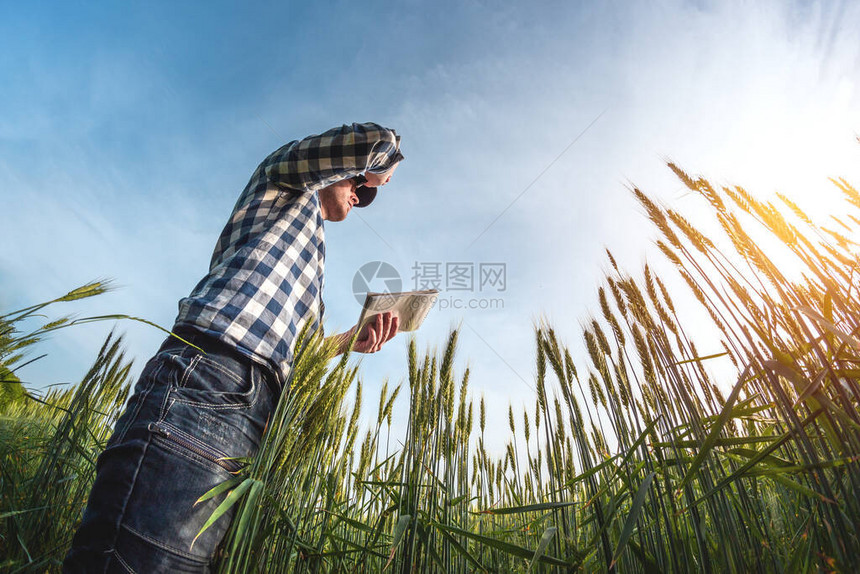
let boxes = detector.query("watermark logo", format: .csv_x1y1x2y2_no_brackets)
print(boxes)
412,262,506,292
352,261,402,304
352,260,506,311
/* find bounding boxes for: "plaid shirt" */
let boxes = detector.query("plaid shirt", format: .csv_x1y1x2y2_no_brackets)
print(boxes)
175,122,403,385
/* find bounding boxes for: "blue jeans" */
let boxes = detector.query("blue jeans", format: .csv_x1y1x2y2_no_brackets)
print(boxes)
64,329,280,573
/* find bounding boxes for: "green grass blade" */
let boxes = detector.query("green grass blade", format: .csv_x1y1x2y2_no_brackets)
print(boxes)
191,477,254,550
0,506,50,519
324,510,377,534
477,500,578,515
676,366,751,493
195,476,244,506
611,471,655,569
528,526,557,571
628,539,662,574
433,522,578,567
383,514,411,570
562,454,620,489
673,351,728,365
433,521,486,571
684,408,823,510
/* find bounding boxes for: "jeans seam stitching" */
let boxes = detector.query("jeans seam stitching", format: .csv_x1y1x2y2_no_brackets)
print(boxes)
180,354,202,388
195,354,244,387
250,364,260,406
115,363,162,444
112,548,137,573
170,352,257,409
157,357,179,421
169,399,251,410
104,433,155,565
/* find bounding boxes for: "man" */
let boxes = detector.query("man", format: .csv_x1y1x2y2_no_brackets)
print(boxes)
64,122,404,572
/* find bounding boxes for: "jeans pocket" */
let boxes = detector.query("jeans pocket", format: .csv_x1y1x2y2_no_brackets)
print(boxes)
120,424,240,562
160,354,274,457
166,350,259,409
149,422,245,474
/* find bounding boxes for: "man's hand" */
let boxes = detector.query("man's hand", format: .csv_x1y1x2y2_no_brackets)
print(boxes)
363,161,400,187
353,311,399,353
330,311,400,355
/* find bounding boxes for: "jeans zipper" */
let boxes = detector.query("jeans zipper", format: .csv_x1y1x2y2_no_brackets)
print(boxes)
148,423,244,473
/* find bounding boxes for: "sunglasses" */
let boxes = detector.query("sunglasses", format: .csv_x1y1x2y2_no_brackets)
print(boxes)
349,174,377,208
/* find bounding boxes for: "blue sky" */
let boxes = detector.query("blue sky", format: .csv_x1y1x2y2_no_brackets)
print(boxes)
2,1,859,451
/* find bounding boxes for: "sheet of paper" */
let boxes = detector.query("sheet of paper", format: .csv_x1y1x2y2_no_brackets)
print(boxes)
357,290,439,332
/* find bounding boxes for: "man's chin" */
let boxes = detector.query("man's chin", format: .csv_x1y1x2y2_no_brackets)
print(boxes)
333,209,349,222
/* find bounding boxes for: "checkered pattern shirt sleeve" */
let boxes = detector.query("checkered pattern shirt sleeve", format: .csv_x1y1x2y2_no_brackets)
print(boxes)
173,122,403,385
265,122,404,193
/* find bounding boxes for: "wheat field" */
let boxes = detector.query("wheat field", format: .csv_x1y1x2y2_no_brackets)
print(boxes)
3,164,860,572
